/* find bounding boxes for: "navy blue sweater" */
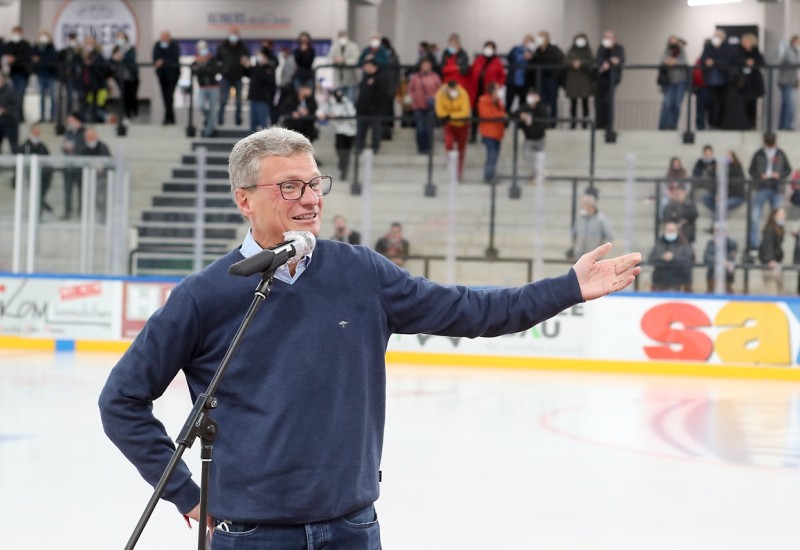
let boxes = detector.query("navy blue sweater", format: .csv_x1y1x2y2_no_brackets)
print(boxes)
99,240,583,524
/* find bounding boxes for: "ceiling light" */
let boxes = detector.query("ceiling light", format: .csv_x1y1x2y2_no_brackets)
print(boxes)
687,0,742,6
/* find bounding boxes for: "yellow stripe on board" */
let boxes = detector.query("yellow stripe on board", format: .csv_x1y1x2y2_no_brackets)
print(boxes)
0,336,55,351
74,340,132,353
385,351,800,381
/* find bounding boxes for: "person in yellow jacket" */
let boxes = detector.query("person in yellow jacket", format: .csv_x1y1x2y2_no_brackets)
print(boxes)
477,82,506,183
435,79,471,181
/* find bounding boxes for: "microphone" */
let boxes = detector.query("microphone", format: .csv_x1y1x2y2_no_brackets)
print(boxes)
229,231,316,277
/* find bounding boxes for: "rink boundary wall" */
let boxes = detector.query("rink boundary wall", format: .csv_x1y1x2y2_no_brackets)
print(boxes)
2,273,800,381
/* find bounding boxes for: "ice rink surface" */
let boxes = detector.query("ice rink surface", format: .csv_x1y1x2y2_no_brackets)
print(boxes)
3,349,800,549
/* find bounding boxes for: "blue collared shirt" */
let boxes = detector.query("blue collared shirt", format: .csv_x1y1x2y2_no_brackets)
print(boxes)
240,230,312,285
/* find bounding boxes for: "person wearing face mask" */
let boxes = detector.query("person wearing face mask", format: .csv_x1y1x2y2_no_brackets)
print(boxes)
332,30,360,103
242,47,278,133
440,32,470,91
192,40,223,138
292,31,316,91
468,40,506,143
31,30,56,123
505,34,535,114
758,207,786,294
747,132,792,256
57,32,84,116
18,123,53,218
513,88,547,179
777,35,800,130
571,194,614,260
662,184,698,244
152,31,181,126
649,221,695,292
4,25,31,122
564,32,594,129
215,26,249,126
81,35,112,123
354,59,390,154
700,29,731,130
60,112,84,219
724,32,764,131
408,58,442,154
657,35,688,131
110,31,139,121
477,82,506,183
317,88,356,179
594,30,625,133
528,31,564,129
74,126,111,223
435,79,471,181
358,32,389,69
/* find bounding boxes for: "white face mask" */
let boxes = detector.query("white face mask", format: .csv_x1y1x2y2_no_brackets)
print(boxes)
534,36,544,48
228,34,239,43
526,95,538,106
38,35,49,44
575,38,587,48
601,38,613,49
483,47,494,57
579,208,588,216
776,219,786,227
159,41,168,48
338,37,348,46
370,39,380,49
199,48,209,56
86,141,98,149
257,55,267,65
711,36,722,48
448,89,458,99
10,33,21,43
664,232,678,242
30,136,40,144
525,41,535,51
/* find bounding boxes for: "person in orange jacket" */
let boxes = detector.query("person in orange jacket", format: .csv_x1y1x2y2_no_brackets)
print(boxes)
477,82,506,183
435,79,471,181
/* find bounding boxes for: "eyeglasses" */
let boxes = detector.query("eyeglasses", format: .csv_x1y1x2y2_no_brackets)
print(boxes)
244,175,333,201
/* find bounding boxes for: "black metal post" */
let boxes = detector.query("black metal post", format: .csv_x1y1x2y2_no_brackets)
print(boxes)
424,110,436,197
186,76,196,138
350,149,362,195
55,76,65,135
683,68,695,144
589,119,596,178
654,179,662,242
605,66,618,143
766,66,774,134
486,174,499,259
570,178,578,229
116,85,127,136
509,119,521,199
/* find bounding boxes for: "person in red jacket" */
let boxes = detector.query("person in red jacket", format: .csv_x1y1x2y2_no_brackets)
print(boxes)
477,82,506,183
468,40,506,142
440,33,470,89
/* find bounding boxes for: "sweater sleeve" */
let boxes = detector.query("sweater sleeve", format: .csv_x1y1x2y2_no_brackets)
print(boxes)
371,251,584,338
98,283,204,514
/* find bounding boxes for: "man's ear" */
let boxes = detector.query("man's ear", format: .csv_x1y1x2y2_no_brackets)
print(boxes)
233,188,252,218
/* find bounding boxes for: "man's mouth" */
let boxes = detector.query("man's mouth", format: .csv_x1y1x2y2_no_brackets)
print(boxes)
292,213,317,221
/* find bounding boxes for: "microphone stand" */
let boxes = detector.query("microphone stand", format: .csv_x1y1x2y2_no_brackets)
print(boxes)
125,269,277,550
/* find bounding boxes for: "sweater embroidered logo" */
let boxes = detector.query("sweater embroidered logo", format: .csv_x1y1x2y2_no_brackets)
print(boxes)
339,320,349,328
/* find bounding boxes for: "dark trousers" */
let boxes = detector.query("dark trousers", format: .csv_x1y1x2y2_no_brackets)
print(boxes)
335,133,354,178
540,77,559,127
10,73,27,121
595,85,612,129
63,168,82,217
158,73,179,123
505,84,526,114
707,85,727,129
356,118,382,153
569,97,590,128
121,78,139,118
0,120,19,154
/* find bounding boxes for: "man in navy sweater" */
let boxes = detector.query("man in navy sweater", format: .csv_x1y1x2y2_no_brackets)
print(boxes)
99,127,641,549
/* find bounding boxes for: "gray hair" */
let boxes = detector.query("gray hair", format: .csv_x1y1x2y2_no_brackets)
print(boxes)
228,127,314,199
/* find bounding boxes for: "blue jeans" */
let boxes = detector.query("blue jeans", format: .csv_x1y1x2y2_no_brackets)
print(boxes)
250,100,270,132
218,77,243,125
199,87,220,137
701,192,744,214
413,108,433,153
695,88,707,130
10,73,28,120
749,187,783,249
779,83,796,130
210,504,381,550
482,137,501,182
38,74,56,121
658,82,686,130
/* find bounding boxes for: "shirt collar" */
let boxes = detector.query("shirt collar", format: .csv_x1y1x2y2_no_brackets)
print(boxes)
240,229,313,285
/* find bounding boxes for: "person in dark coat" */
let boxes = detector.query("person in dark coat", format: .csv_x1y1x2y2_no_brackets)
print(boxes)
594,30,625,131
31,30,57,123
242,47,278,132
57,32,84,115
293,31,316,90
513,89,547,178
723,33,764,131
758,207,785,294
529,31,564,128
700,29,732,130
505,34,535,114
277,83,317,143
5,25,31,122
564,32,594,129
81,35,111,123
355,59,391,154
110,31,139,120
747,132,792,254
18,123,53,217
215,26,249,126
649,221,695,292
152,31,181,125
661,184,699,244
0,73,20,154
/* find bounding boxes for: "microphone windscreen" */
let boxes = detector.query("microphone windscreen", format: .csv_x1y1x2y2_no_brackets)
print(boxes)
284,230,316,257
